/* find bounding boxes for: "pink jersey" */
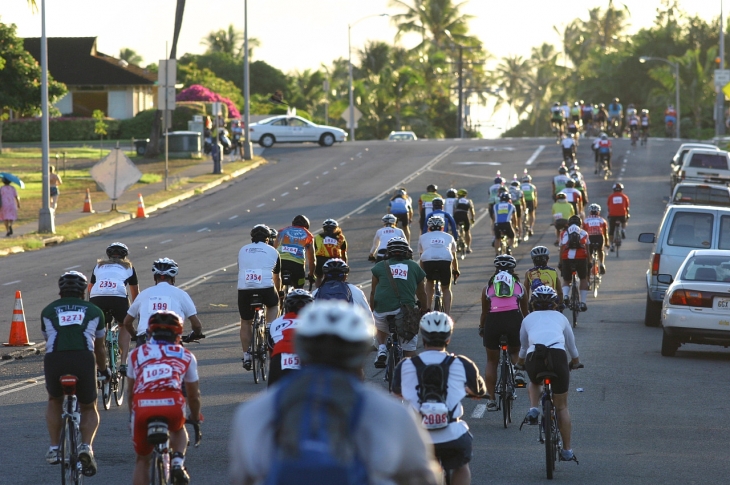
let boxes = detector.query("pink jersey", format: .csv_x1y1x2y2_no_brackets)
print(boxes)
128,341,198,394
486,277,524,312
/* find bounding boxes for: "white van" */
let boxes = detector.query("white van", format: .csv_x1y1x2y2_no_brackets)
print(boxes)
638,205,730,326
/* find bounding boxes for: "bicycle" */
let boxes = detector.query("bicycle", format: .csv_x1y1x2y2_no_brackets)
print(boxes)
599,152,611,180
589,245,601,299
495,335,521,429
146,418,202,485
383,315,404,393
249,293,269,384
564,265,580,329
58,375,86,484
640,127,648,146
99,323,125,410
277,269,293,315
456,222,467,260
612,223,622,258
494,227,509,256
522,207,531,242
433,280,444,313
630,127,638,147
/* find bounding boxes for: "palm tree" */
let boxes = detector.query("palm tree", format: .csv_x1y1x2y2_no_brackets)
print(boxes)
390,0,478,49
119,48,143,65
520,43,561,135
494,55,530,128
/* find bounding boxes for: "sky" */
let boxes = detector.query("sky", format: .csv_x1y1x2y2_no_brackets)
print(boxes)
1,0,725,136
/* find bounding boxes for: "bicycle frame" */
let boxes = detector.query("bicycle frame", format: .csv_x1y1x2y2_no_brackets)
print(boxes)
590,247,601,298
147,419,202,485
249,296,268,384
383,316,403,392
613,224,622,258
569,271,580,328
496,337,516,428
539,374,561,480
59,375,83,485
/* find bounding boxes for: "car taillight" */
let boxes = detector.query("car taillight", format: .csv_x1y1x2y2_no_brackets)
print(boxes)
668,289,712,307
651,253,661,275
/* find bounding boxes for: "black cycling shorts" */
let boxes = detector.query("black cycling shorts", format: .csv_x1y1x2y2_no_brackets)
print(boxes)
421,260,452,286
393,213,409,228
237,287,279,320
44,350,97,404
581,115,593,125
608,216,627,236
434,431,473,471
554,219,568,231
514,204,522,219
483,309,522,350
454,212,471,231
567,126,578,135
89,296,129,327
315,255,337,278
560,259,588,281
494,222,514,240
268,353,299,388
525,200,535,213
588,235,604,251
525,348,570,394
280,260,306,289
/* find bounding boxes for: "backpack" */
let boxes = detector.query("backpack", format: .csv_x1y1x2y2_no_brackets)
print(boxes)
411,354,456,430
568,229,581,249
315,280,353,303
493,271,516,298
265,367,369,485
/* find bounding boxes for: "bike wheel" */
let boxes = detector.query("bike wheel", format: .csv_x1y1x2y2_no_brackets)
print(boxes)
258,326,269,382
60,418,69,485
592,259,600,298
114,367,126,407
500,359,510,428
251,318,260,384
385,348,396,392
571,283,579,328
543,399,555,479
69,420,83,485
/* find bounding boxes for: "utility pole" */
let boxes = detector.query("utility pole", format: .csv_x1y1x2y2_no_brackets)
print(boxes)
38,0,54,233
717,0,726,137
242,0,253,160
457,45,464,139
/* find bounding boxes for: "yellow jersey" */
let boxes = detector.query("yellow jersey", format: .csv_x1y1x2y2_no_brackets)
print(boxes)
525,266,560,294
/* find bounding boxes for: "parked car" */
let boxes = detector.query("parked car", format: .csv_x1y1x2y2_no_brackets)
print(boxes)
673,148,730,187
669,182,730,207
657,250,730,356
388,131,418,141
670,143,719,189
248,115,347,148
638,204,730,326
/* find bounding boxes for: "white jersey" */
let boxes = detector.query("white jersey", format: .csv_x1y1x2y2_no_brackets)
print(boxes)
418,231,456,262
518,310,579,359
443,197,457,217
268,315,299,346
561,104,571,119
127,282,197,336
237,242,281,289
89,262,136,298
370,226,406,253
561,137,576,149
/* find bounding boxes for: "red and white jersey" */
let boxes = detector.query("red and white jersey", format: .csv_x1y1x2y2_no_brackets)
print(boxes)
583,216,607,236
559,188,582,204
560,226,589,260
269,312,299,357
598,139,612,149
128,341,199,394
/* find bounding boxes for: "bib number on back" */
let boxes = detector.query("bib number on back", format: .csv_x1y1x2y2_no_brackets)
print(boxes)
97,279,118,292
420,402,450,430
281,352,301,370
245,269,263,283
148,296,172,313
58,311,85,326
390,264,409,280
323,236,338,245
612,196,623,204
142,363,173,383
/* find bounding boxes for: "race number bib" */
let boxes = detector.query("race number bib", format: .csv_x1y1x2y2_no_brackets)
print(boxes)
587,220,600,227
96,279,119,293
390,263,409,280
245,269,263,283
148,296,172,313
58,311,85,326
281,245,302,257
494,272,514,286
553,212,563,220
420,402,450,430
430,238,445,246
142,363,173,383
612,196,623,204
323,236,338,245
281,353,301,370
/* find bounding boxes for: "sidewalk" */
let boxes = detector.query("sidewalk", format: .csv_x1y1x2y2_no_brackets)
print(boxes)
7,147,266,249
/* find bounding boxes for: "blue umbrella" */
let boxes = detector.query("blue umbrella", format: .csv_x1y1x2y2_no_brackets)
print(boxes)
0,172,25,189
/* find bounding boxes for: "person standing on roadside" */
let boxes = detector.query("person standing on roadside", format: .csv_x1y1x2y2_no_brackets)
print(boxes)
1,176,20,236
50,166,62,210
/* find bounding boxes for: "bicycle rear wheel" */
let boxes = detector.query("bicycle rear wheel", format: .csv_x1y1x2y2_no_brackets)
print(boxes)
543,399,555,479
114,365,126,407
591,257,600,298
500,358,511,428
615,230,621,258
60,418,70,485
258,325,269,382
385,347,396,392
251,316,260,384
571,279,579,328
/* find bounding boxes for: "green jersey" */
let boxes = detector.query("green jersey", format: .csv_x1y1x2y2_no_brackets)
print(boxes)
41,297,105,353
371,258,426,313
521,183,537,201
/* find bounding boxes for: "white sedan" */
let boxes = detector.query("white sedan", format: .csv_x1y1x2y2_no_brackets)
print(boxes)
658,249,730,356
248,115,347,148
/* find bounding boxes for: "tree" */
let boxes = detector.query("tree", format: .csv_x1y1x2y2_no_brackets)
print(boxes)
390,0,478,49
119,48,143,65
201,24,261,60
178,62,244,108
494,55,530,128
92,109,107,158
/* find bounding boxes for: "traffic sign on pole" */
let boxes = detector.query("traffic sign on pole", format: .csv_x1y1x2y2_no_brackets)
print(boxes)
341,105,362,129
714,69,730,87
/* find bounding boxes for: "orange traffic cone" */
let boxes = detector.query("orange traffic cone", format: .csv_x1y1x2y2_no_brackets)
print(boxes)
136,193,148,218
82,188,94,213
3,291,34,347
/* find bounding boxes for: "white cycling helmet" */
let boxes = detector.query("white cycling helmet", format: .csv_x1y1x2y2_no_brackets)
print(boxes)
152,258,179,278
589,203,601,214
382,214,397,225
419,311,453,346
427,215,445,230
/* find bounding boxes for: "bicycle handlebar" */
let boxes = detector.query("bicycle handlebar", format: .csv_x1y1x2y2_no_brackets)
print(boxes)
569,362,584,370
182,331,206,344
185,419,202,447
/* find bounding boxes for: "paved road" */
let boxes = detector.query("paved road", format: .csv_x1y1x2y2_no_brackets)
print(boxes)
2,137,728,484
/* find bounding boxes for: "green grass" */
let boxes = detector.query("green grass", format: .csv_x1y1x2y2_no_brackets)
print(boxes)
139,173,163,184
0,146,137,159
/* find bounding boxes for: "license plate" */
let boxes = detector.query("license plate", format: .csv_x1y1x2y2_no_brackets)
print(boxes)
714,297,730,310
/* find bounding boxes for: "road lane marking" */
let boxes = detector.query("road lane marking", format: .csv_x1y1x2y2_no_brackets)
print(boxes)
229,215,238,220
204,322,241,338
525,145,545,165
303,181,310,185
196,227,209,233
428,168,493,180
178,263,237,291
0,376,44,392
64,265,81,270
160,239,173,244
452,162,502,165
256,203,265,207
471,404,486,419
0,378,45,398
323,171,329,175
341,162,346,165
281,192,289,197
3,280,20,286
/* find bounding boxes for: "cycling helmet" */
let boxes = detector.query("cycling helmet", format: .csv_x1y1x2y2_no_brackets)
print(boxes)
322,218,339,229
565,179,575,188
382,214,397,225
568,215,582,227
589,203,601,214
296,301,373,370
457,189,468,197
599,103,605,108
494,254,517,270
522,175,532,183
530,246,550,259
284,289,314,314
553,102,560,107
613,97,619,103
498,186,509,194
558,166,567,174
322,258,350,278
556,192,567,199
510,180,520,187
106,242,129,259
292,214,310,229
269,227,278,240
530,285,558,311
499,193,512,202
152,258,179,278
628,103,634,108
58,271,88,294
427,215,445,230
613,183,624,191
601,134,608,140
494,177,504,185
396,189,406,196
642,109,648,114
579,99,584,104
432,197,444,208
419,311,453,346
427,184,438,192
250,224,271,241
446,188,457,198
386,237,411,258
148,311,184,343
574,101,579,106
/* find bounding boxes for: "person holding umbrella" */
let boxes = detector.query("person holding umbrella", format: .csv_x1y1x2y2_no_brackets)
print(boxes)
0,175,21,236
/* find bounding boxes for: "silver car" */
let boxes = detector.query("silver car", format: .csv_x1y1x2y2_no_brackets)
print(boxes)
248,115,347,148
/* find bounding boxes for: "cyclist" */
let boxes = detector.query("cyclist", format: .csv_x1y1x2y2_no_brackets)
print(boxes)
640,109,650,139
516,285,581,463
565,119,579,141
123,258,204,346
584,204,609,274
570,168,589,206
425,198,459,239
388,188,413,241
313,258,374,319
607,183,630,251
370,237,428,364
443,188,458,217
267,227,278,247
552,166,571,200
595,103,608,131
237,224,281,371
369,214,406,261
551,193,575,246
267,289,314,387
43,271,108,476
479,255,528,411
524,246,563,303
493,192,517,255
559,215,589,312
229,301,441,485
313,218,347,287
665,105,677,135
419,215,459,315
418,184,442,230
509,178,526,239
607,97,623,135
570,101,581,125
453,189,476,253
581,102,594,130
550,102,564,135
626,103,637,118
393,312,486,485
627,108,640,139
127,311,203,485
559,179,584,217
597,133,612,172
561,134,577,162
488,175,505,221
275,215,315,289
521,174,538,237
560,101,570,121
88,242,139,375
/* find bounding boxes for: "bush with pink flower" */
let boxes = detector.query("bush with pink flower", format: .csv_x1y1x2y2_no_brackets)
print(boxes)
176,84,241,118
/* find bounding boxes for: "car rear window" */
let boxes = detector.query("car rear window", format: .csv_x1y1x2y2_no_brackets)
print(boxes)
681,255,730,281
673,186,730,206
667,211,714,248
688,153,728,170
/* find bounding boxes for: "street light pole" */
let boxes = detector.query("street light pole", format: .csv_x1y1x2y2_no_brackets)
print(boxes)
38,0,54,233
242,0,253,160
640,56,681,138
716,0,726,137
457,45,464,139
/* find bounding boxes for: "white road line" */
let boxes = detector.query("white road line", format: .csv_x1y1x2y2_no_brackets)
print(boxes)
0,379,45,398
3,280,20,286
0,376,44,392
256,203,265,208
356,208,367,215
178,263,237,291
196,227,209,233
229,215,238,220
340,162,346,165
64,265,81,270
204,322,240,338
620,167,626,172
303,181,310,185
281,192,289,197
160,239,173,244
525,145,545,165
427,168,493,180
323,171,329,175
471,404,487,419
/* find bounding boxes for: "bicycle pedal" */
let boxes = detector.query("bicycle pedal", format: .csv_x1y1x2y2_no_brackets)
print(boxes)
515,381,527,389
